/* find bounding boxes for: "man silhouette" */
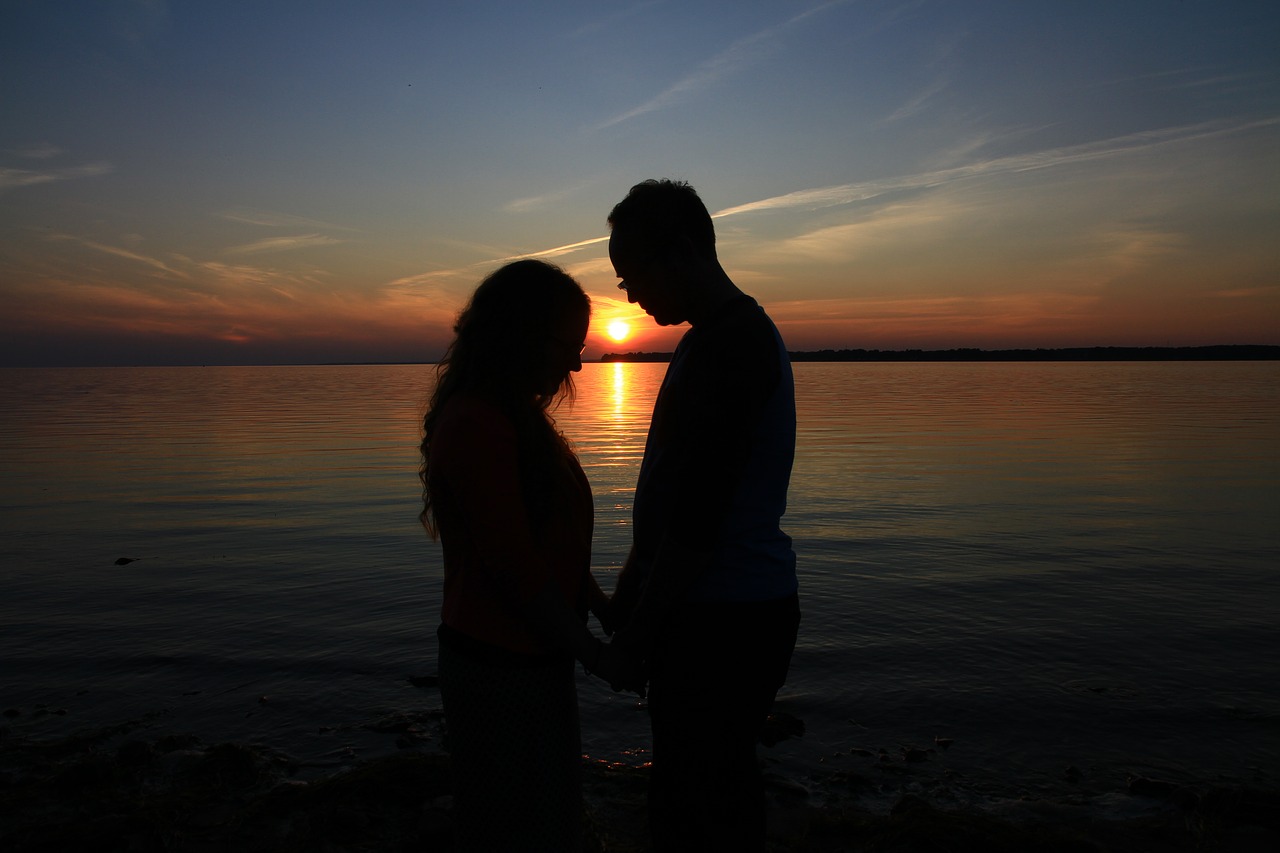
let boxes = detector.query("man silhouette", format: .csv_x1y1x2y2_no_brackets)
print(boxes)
606,179,800,851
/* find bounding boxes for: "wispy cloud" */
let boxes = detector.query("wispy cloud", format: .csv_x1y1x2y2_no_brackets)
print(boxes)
0,162,113,192
926,124,1059,170
712,117,1280,218
432,236,525,258
765,289,1105,349
9,269,458,353
385,268,473,289
1086,224,1183,278
1174,72,1258,90
502,235,608,261
1091,66,1275,105
385,235,610,292
217,208,359,232
566,0,663,40
762,200,952,265
7,143,63,159
196,261,325,297
770,290,1097,324
1097,65,1264,94
1209,286,1279,299
878,74,949,125
502,186,582,214
877,24,964,126
216,208,355,258
226,234,344,255
594,0,850,130
52,235,189,279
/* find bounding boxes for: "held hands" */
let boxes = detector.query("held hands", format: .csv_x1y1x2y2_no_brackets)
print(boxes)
583,573,649,696
589,594,616,637
586,637,647,698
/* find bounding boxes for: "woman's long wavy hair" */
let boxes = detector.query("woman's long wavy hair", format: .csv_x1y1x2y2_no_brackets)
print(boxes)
419,259,590,537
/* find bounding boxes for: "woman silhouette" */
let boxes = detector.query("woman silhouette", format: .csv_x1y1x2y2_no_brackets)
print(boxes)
419,259,620,850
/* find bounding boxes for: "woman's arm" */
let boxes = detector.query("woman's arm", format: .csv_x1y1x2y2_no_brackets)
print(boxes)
435,397,602,664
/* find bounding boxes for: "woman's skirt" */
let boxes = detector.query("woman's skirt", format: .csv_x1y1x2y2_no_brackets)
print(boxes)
437,636,582,851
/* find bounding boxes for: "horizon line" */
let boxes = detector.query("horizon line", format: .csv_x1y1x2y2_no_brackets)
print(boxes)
4,343,1277,369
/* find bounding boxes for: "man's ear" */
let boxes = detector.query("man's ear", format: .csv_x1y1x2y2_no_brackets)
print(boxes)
670,233,707,265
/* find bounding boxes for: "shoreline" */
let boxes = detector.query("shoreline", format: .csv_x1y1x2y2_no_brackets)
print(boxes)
4,714,1277,852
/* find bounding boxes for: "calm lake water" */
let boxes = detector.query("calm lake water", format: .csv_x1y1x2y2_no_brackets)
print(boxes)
1,361,1277,814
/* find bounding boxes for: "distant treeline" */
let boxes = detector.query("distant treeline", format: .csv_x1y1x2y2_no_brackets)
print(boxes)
599,345,1280,363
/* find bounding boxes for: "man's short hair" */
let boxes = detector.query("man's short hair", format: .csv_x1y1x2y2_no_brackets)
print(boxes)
607,179,716,258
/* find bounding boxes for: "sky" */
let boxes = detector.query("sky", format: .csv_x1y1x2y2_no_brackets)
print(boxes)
2,0,1278,366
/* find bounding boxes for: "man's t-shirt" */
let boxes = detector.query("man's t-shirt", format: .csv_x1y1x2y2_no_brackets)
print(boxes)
632,294,797,603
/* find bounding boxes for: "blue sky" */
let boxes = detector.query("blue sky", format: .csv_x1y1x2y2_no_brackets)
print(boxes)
2,0,1277,365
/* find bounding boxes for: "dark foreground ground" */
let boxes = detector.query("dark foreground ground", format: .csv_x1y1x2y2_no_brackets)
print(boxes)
3,714,1278,852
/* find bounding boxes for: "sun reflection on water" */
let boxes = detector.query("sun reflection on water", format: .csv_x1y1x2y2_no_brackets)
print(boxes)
612,360,626,414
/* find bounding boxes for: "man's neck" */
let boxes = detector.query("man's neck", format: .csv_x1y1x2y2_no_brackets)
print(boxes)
687,266,744,327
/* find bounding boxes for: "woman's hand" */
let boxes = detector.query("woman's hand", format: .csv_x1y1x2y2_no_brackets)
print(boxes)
588,640,647,697
589,584,615,637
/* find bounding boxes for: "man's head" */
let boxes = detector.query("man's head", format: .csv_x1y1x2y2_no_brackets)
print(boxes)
607,179,719,326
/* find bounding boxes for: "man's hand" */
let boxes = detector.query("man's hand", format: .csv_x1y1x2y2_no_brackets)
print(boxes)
588,641,647,697
606,622,658,696
609,546,644,630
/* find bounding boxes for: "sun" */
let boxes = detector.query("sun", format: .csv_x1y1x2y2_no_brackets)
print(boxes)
606,320,630,342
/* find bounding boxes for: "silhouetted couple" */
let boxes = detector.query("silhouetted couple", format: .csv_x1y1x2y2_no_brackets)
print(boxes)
419,180,800,851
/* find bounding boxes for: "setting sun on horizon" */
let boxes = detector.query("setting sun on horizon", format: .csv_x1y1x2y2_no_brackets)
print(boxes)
606,320,631,343
1,3,1276,367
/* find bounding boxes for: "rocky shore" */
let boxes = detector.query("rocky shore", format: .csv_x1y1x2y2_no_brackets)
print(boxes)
2,717,1280,850
3,708,1278,853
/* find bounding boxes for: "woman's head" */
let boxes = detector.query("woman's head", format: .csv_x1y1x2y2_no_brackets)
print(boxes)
420,259,590,536
441,259,590,407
